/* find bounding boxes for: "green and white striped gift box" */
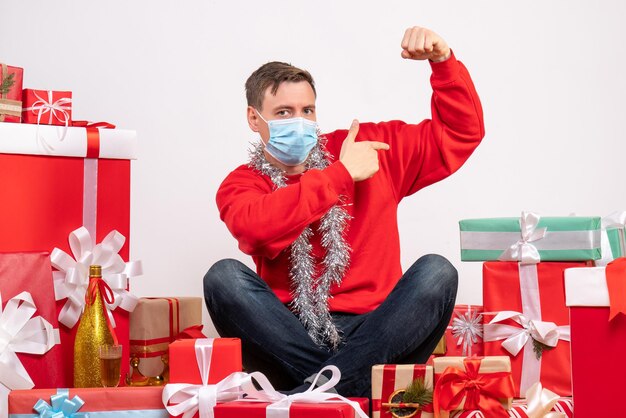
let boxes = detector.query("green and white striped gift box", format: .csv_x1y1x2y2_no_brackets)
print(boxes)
459,215,601,262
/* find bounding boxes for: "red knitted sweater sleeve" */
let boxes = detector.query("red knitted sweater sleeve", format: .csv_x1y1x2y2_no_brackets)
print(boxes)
216,161,353,259
325,51,484,201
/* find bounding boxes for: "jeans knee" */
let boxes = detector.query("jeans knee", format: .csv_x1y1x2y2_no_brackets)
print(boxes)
408,254,458,299
424,254,458,290
204,258,246,303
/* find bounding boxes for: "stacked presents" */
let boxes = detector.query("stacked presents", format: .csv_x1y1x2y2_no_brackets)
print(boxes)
373,211,626,418
1,62,372,417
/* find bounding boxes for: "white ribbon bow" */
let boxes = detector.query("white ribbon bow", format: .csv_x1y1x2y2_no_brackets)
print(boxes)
23,90,72,127
242,365,369,418
449,307,483,356
162,339,247,418
50,226,142,328
0,291,59,391
22,91,72,152
498,212,547,265
524,382,567,418
597,211,626,266
483,311,570,357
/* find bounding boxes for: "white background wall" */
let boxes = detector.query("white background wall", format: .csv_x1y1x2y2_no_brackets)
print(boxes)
2,1,625,336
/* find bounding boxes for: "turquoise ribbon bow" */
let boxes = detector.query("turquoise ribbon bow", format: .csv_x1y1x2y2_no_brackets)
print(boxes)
33,389,88,418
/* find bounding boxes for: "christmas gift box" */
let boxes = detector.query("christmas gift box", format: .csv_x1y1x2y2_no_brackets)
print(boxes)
8,386,168,417
372,364,434,418
0,122,138,387
482,261,584,397
219,365,369,418
21,89,72,127
1,63,23,123
564,259,626,418
459,212,601,262
449,382,573,418
595,211,626,266
129,297,205,385
444,305,483,357
0,253,62,417
214,398,370,418
432,356,514,418
164,338,244,418
169,338,242,385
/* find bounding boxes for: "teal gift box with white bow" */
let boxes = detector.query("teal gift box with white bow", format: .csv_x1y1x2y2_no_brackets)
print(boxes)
459,212,601,263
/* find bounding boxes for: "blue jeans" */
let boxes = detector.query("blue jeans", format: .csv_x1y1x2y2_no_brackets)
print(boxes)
203,254,457,398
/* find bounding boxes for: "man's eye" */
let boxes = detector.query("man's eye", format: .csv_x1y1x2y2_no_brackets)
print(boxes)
277,110,289,117
304,108,315,115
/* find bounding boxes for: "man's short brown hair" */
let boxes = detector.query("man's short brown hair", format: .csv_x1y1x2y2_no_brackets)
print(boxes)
245,61,316,111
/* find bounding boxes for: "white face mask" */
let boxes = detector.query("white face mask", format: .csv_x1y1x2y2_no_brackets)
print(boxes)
256,110,318,166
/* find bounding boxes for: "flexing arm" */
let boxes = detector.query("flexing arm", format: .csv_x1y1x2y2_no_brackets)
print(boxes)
328,27,484,200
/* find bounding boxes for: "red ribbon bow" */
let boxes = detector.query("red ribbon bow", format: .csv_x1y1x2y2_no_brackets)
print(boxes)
433,358,515,418
175,324,206,340
85,276,119,345
606,257,626,321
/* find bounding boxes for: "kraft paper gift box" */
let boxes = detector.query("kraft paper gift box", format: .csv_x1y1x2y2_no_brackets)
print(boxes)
0,253,62,417
482,261,586,397
21,89,72,126
459,213,601,262
8,387,167,417
129,297,204,382
213,398,371,418
0,63,23,123
371,364,434,418
433,356,514,418
565,259,626,418
444,305,483,357
0,122,138,387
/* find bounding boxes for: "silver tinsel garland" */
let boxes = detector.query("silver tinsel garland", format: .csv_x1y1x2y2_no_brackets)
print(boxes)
248,135,351,349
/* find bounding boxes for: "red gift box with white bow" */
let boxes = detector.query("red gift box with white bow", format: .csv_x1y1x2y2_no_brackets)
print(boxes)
22,89,72,126
0,122,139,387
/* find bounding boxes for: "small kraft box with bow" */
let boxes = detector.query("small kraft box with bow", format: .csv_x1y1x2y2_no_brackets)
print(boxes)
0,63,23,123
128,297,205,385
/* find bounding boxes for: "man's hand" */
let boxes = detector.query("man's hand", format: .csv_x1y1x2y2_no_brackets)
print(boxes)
401,26,451,62
339,120,390,182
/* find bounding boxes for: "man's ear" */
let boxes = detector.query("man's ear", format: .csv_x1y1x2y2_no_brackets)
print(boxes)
247,106,260,132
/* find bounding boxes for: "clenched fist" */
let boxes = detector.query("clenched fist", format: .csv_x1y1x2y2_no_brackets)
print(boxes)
339,120,389,182
401,26,450,62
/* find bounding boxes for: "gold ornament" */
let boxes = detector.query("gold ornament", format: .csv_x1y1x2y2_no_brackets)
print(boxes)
74,265,117,387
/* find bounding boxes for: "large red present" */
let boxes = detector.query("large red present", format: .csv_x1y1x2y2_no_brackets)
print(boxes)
21,89,72,127
8,386,167,417
564,259,626,418
0,122,138,387
0,63,23,123
444,305,484,357
371,364,433,418
0,253,61,416
482,261,585,397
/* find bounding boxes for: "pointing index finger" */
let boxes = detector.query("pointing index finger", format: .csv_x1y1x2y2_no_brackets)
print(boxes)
345,119,359,143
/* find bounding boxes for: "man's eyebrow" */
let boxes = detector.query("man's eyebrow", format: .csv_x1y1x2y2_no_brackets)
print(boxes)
270,104,317,112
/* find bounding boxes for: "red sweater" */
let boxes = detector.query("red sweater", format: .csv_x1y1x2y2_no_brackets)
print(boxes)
216,52,484,314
